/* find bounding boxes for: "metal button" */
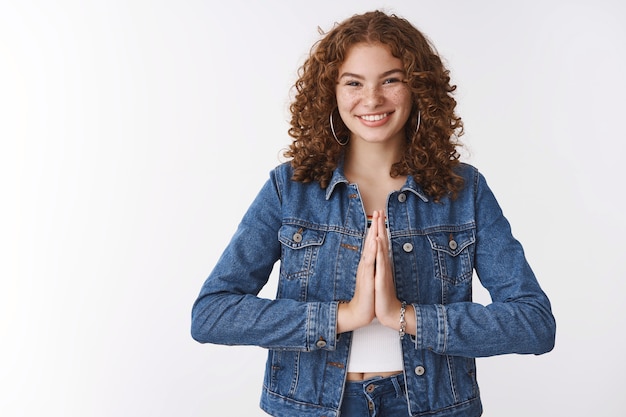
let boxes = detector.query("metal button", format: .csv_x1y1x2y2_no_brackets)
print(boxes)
448,239,457,250
397,193,407,203
315,339,327,348
293,232,303,243
366,384,375,393
402,242,413,253
415,366,425,376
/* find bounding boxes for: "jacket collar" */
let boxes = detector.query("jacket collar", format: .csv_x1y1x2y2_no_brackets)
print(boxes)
325,159,430,203
401,175,430,203
325,161,349,200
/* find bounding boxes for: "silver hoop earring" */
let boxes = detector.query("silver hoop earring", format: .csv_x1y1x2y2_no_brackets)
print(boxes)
414,110,421,138
330,110,349,146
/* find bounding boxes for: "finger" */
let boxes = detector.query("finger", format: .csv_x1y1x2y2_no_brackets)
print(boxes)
370,210,379,237
375,235,389,272
377,209,386,234
376,210,389,254
374,237,397,312
361,211,378,262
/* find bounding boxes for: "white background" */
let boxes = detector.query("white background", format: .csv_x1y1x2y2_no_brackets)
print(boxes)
2,0,625,416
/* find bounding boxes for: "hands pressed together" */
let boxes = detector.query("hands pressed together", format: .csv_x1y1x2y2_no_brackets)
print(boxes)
337,210,414,335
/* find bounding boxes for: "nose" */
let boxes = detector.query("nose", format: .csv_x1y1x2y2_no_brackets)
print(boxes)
363,85,383,107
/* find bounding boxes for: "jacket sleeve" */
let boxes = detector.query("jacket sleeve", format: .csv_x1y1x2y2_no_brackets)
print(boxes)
190,167,338,351
413,169,556,358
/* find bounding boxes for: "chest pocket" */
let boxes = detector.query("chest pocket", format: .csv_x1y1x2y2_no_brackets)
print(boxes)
427,229,475,285
278,224,326,282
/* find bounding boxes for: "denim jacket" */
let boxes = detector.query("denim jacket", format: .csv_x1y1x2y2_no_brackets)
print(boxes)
191,161,556,417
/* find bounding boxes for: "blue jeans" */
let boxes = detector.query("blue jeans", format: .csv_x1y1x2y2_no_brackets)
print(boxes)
340,373,409,417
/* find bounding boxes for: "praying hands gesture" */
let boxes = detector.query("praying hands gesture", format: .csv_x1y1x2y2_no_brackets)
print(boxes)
337,210,415,335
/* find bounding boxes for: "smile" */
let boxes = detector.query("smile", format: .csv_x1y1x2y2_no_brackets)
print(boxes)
359,113,389,122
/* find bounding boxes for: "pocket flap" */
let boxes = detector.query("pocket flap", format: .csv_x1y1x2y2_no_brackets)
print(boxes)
278,224,326,249
427,229,475,257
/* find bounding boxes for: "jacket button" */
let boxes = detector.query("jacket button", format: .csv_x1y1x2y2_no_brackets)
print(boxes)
316,339,327,348
415,366,425,376
402,242,413,253
293,232,303,243
448,239,457,250
397,193,407,203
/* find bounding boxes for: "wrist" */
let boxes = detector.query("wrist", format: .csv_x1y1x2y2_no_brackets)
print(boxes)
337,300,372,333
377,300,403,329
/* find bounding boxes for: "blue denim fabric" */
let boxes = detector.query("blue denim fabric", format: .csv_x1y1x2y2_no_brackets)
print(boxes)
341,374,408,417
191,161,556,417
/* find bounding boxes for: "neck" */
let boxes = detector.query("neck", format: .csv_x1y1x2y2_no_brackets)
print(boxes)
344,141,403,181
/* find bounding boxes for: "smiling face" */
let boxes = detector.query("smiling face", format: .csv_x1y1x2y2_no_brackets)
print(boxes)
336,42,413,148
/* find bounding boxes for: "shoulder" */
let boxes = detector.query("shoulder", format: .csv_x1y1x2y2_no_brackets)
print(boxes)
454,162,479,180
452,162,495,201
269,162,295,189
269,162,324,196
454,162,481,190
273,161,294,174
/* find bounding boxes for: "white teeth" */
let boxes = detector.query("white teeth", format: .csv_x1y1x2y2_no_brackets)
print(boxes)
360,113,387,122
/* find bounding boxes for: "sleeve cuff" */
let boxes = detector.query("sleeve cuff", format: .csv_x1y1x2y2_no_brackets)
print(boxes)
414,304,448,354
306,302,337,351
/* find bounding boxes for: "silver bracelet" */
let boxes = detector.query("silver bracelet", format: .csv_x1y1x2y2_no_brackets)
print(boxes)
399,301,407,339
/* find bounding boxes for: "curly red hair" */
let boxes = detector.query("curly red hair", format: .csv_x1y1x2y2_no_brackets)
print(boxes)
284,10,465,201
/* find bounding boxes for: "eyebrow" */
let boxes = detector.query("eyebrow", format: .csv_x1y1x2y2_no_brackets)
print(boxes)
338,68,405,80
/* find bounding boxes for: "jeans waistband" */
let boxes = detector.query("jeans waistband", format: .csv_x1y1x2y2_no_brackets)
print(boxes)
343,373,406,398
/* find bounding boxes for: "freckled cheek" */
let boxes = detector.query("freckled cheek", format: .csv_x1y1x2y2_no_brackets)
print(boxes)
387,89,411,105
336,91,361,111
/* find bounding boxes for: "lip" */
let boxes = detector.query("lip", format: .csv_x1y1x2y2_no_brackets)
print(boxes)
358,111,393,126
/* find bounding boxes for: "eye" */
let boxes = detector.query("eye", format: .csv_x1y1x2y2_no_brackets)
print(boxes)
345,80,362,87
383,77,402,85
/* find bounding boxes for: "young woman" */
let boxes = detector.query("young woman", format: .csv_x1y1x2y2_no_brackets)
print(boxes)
191,10,555,417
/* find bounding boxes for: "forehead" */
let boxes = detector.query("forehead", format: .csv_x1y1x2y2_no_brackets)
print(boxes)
340,42,403,73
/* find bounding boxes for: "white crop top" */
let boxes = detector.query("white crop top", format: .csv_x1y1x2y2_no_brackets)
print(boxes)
347,318,403,372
